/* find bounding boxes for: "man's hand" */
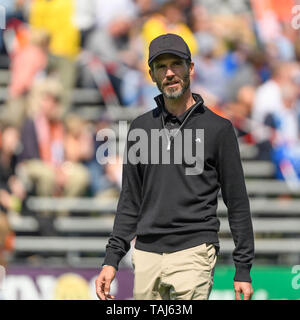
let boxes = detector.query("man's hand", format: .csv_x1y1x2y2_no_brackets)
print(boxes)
95,265,117,300
234,281,253,300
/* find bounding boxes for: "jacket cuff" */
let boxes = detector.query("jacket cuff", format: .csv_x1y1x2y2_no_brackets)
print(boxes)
102,251,121,271
234,263,252,282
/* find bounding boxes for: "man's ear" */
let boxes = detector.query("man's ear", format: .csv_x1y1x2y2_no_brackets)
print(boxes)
189,61,195,77
149,69,156,83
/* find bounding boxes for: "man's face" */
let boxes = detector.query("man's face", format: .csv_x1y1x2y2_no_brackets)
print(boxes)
41,93,61,121
149,53,194,99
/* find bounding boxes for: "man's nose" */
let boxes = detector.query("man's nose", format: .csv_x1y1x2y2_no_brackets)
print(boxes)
165,67,175,78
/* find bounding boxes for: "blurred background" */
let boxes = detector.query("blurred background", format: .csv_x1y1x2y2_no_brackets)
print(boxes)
0,0,300,300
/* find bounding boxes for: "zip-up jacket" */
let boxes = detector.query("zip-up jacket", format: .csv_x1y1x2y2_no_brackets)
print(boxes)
103,93,255,282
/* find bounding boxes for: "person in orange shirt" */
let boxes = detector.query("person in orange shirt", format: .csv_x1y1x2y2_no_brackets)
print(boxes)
17,78,90,215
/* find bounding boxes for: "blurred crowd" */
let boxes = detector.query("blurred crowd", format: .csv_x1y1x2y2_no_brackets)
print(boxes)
0,0,300,261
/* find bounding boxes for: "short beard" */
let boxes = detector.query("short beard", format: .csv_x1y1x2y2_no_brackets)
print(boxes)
157,73,190,100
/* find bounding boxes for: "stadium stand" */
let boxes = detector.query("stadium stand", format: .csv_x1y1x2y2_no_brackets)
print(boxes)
5,140,300,267
0,1,300,277
0,58,299,268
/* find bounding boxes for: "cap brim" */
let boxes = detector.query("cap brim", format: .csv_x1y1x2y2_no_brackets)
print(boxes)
148,49,190,66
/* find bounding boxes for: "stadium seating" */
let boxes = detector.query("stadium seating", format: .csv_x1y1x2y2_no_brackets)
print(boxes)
1,62,300,268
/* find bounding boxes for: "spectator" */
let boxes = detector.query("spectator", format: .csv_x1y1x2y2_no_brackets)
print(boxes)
190,4,217,56
94,0,137,38
118,0,158,107
0,0,25,53
62,113,92,197
225,85,256,141
1,28,50,128
137,0,198,108
86,118,122,200
17,78,90,213
189,4,228,104
224,47,260,102
105,155,123,192
9,28,50,99
251,61,300,159
78,0,139,105
73,0,97,48
192,37,227,105
264,81,300,185
0,125,25,214
141,1,197,54
29,0,80,113
175,0,193,28
82,0,138,62
0,124,24,268
266,22,297,63
0,208,13,267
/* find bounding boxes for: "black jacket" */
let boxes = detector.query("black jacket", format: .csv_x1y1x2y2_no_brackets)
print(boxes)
103,93,254,282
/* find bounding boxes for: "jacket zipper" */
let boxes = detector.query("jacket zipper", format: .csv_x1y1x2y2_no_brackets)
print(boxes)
161,102,199,151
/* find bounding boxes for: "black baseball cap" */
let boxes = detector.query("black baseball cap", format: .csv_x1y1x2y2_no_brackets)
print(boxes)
148,33,191,66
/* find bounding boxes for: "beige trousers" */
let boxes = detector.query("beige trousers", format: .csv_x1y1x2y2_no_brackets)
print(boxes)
18,159,90,198
132,243,217,300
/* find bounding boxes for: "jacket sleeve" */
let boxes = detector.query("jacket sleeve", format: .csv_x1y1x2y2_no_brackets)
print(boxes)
18,118,40,162
217,121,255,282
102,123,143,270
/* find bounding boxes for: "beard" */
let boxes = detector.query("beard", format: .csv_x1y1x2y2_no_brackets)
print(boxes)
156,72,190,99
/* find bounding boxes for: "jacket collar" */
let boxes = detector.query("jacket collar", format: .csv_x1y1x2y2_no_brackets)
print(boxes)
154,93,205,122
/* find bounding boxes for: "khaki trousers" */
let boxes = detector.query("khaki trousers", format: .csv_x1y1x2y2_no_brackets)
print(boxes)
132,243,217,300
18,159,90,198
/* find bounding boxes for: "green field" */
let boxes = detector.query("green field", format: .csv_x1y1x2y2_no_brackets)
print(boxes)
210,265,300,300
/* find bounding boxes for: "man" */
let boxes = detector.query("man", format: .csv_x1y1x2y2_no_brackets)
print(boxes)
95,33,254,300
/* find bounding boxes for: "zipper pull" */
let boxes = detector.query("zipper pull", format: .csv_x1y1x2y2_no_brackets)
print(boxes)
167,139,171,151
167,136,173,151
